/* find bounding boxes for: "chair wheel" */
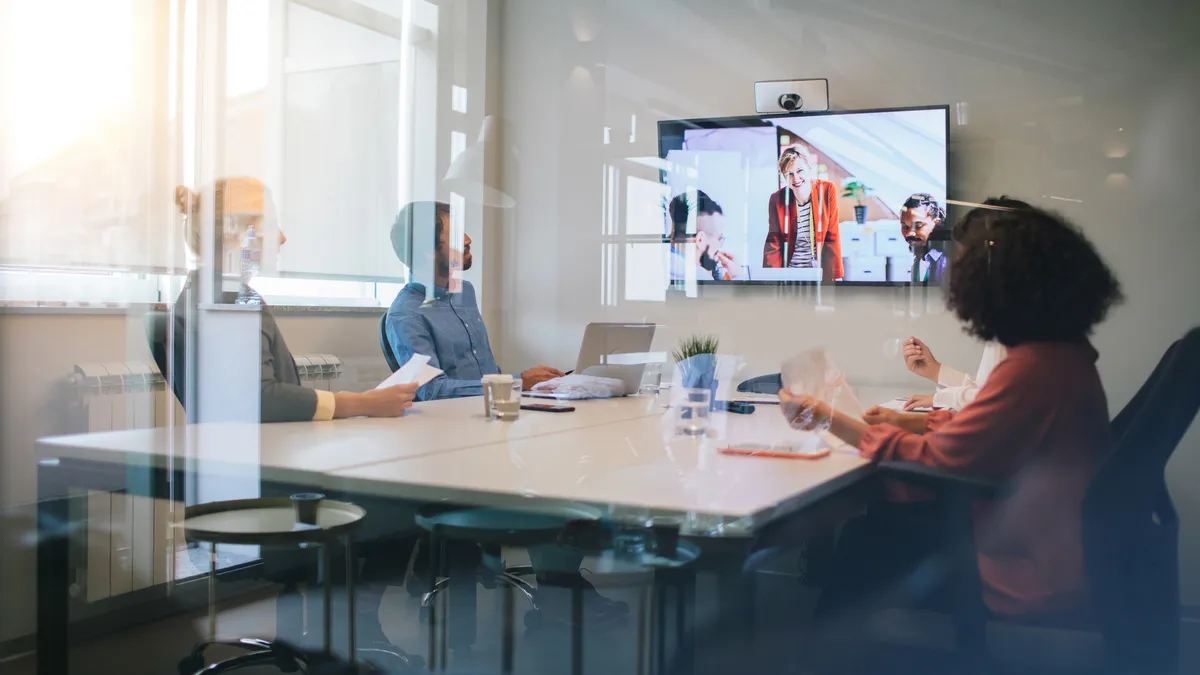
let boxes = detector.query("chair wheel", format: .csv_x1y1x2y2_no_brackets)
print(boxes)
523,608,544,631
177,652,204,675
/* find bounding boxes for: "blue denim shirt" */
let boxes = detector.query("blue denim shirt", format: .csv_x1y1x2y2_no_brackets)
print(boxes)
384,281,502,400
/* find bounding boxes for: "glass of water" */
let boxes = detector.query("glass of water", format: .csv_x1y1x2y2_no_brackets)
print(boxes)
488,375,523,421
638,362,663,396
674,388,712,436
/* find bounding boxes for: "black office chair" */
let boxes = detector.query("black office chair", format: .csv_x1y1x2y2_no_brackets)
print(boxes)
871,328,1200,674
380,313,401,373
736,373,783,395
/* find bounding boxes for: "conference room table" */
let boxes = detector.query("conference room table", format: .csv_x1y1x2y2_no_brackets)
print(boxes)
34,386,909,675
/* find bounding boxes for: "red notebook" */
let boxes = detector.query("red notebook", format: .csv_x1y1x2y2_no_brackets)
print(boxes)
718,443,831,460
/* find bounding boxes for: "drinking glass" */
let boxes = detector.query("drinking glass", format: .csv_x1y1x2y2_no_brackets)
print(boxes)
674,388,712,436
487,375,523,421
638,362,663,396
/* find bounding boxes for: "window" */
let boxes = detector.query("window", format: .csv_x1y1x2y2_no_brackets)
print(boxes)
0,0,454,307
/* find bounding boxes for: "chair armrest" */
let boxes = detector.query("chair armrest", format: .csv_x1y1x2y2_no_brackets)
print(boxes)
877,460,1009,500
737,373,783,394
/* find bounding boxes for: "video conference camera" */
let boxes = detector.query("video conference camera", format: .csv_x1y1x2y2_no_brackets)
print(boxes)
754,79,830,114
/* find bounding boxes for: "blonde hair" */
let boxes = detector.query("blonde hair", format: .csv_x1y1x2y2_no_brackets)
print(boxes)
174,177,268,254
777,145,815,175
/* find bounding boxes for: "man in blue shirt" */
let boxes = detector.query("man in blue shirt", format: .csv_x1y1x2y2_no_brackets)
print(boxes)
385,200,562,400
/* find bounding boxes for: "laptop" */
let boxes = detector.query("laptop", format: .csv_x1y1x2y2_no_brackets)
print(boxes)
524,322,657,399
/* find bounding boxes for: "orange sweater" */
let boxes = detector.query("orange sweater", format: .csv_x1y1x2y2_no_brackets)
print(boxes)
859,342,1111,615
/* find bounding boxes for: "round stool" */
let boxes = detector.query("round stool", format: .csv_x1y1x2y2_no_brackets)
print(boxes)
415,502,603,672
532,540,701,675
177,496,366,675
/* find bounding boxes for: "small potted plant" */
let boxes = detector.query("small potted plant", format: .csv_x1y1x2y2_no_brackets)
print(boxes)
673,334,720,407
842,179,872,224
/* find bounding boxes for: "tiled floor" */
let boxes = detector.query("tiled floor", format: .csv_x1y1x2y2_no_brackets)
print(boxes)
4,561,1195,675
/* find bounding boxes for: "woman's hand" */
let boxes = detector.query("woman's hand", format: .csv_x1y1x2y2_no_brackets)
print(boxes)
863,404,929,435
903,393,935,411
336,382,419,418
903,336,941,382
781,390,867,447
862,405,899,426
779,390,832,430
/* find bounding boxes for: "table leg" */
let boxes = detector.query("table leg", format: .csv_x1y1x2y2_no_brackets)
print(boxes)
655,581,667,675
676,571,696,675
36,459,69,675
501,582,515,675
321,545,333,656
208,544,218,639
427,526,441,671
345,537,356,660
571,586,583,675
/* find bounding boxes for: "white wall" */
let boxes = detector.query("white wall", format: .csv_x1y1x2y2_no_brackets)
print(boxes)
496,0,1200,598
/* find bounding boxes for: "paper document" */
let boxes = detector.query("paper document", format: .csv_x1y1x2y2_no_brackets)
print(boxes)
880,398,932,413
376,354,442,389
781,348,863,416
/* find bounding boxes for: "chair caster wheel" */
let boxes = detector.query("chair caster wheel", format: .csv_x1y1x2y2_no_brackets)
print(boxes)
523,608,544,631
177,652,204,675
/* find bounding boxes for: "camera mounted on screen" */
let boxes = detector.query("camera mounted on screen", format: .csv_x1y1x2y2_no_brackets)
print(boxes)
754,78,830,114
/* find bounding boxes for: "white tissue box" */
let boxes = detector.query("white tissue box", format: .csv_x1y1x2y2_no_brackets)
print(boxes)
842,256,888,282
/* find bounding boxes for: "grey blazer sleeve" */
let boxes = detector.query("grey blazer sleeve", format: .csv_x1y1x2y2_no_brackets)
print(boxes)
259,319,319,423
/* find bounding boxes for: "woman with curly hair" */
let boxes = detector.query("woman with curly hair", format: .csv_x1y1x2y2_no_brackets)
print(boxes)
781,197,1123,618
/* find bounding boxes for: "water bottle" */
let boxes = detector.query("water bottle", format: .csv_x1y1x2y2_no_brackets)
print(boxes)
236,224,262,305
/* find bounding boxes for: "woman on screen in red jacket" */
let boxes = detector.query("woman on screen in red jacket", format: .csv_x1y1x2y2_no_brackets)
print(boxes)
762,145,843,281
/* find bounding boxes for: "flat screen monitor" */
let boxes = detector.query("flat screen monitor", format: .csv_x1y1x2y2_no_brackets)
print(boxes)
657,105,949,285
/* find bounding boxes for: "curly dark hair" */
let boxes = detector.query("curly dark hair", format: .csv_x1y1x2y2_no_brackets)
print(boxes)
947,197,1123,346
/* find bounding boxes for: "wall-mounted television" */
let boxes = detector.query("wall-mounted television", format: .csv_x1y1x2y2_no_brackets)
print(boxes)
657,105,949,285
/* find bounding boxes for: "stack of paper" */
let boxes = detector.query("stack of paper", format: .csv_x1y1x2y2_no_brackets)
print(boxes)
376,354,443,389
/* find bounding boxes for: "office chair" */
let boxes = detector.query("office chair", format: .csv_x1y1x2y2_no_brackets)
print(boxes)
736,373,783,395
870,327,1200,674
380,313,401,372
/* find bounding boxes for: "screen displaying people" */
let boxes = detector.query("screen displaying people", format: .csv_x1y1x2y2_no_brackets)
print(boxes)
764,145,842,281
899,192,950,284
658,106,948,283
667,189,748,282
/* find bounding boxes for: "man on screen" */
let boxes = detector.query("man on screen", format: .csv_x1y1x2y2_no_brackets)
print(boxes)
667,189,745,281
899,192,949,284
763,145,843,281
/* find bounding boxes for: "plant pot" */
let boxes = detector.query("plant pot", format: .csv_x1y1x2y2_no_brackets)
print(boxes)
854,205,867,224
676,354,720,410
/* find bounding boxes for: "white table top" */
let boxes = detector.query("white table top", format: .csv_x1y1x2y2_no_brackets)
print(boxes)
328,409,870,522
36,395,662,475
37,387,907,523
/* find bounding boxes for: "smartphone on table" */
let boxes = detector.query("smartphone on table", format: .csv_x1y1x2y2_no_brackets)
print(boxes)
520,403,576,413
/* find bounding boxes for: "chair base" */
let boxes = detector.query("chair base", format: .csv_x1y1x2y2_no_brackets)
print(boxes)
178,639,302,675
421,566,539,610
180,637,422,675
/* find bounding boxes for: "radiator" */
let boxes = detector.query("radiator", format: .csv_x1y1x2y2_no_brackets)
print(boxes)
67,355,343,602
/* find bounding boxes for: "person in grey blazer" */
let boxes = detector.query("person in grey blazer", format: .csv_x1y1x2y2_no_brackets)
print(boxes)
163,178,418,421
153,178,422,667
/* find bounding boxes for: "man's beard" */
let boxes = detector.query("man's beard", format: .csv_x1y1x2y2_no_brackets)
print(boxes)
907,237,929,256
699,248,718,272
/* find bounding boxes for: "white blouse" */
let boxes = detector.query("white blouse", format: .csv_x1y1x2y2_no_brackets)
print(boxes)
933,342,1008,410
